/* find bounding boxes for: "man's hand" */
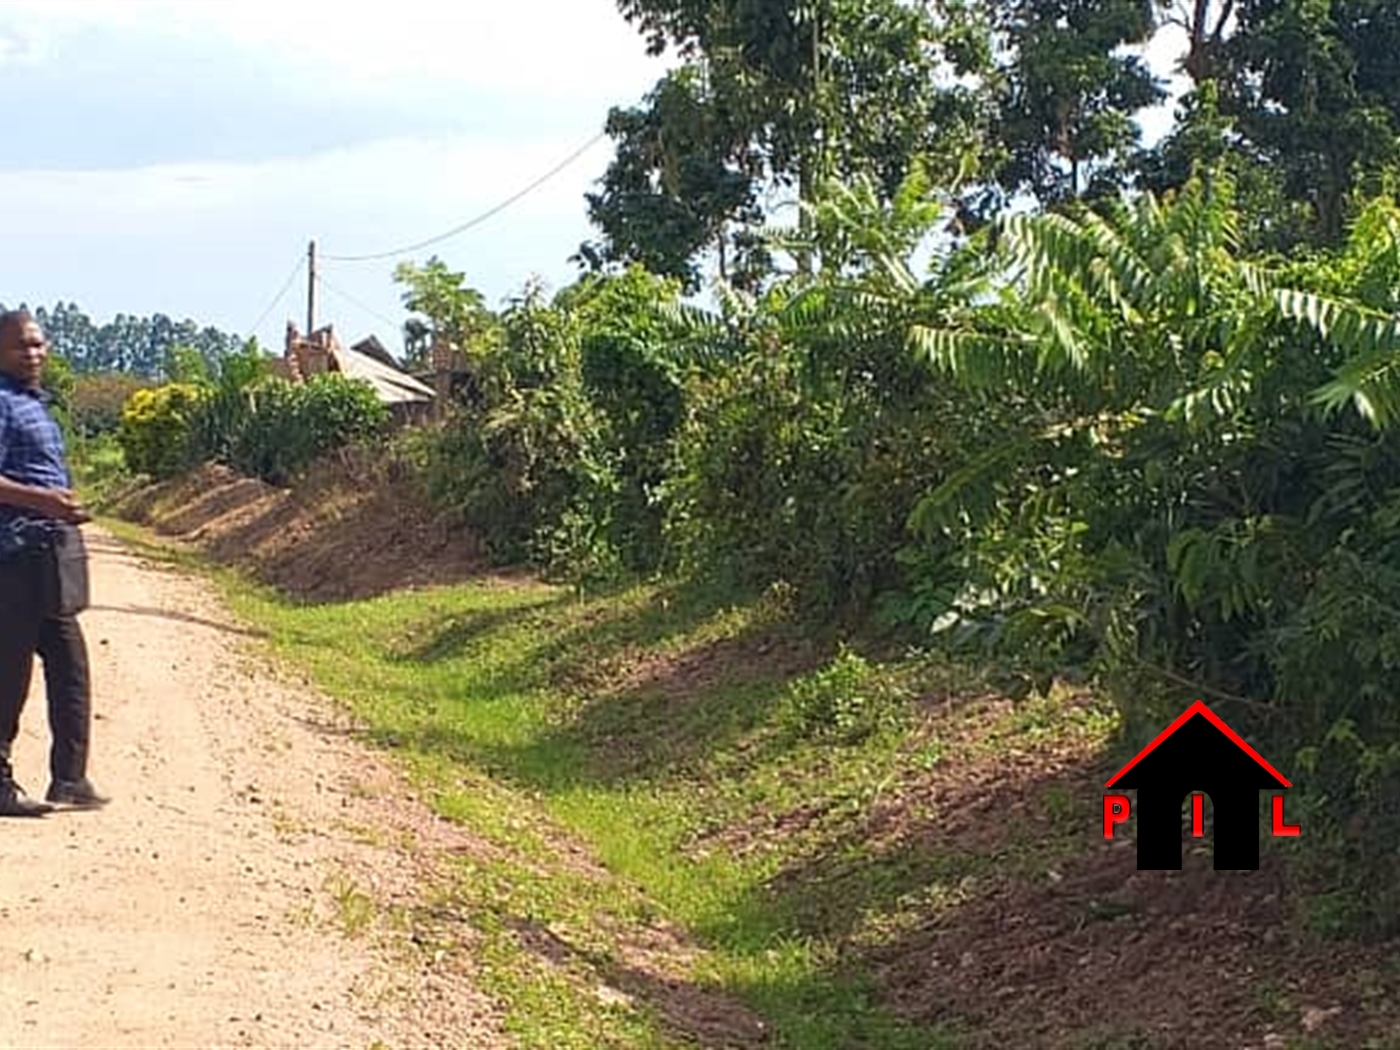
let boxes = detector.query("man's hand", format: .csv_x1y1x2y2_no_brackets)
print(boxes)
28,488,90,524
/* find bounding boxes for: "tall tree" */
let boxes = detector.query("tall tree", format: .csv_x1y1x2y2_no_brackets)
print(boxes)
1219,0,1400,246
394,257,499,369
3,302,244,377
1156,0,1238,83
580,67,762,290
584,0,996,289
990,0,1166,209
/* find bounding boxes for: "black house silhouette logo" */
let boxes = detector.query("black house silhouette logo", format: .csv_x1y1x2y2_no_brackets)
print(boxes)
1103,701,1299,870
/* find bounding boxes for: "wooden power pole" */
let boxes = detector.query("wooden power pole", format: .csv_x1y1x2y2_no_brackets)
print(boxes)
306,239,318,336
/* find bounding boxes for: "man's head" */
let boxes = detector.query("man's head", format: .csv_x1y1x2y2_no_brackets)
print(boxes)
0,309,47,389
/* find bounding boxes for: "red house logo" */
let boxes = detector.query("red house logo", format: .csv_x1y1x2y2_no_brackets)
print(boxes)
1103,701,1300,870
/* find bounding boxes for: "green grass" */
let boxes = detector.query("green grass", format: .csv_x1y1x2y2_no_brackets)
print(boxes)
325,872,378,937
108,524,1114,1048
71,431,139,508
101,518,227,576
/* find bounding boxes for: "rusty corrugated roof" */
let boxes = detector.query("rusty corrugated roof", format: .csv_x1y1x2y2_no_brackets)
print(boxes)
329,343,436,404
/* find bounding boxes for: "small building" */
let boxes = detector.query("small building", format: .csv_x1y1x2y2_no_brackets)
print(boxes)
284,322,436,426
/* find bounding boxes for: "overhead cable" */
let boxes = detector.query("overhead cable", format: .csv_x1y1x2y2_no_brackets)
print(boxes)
316,272,402,331
321,130,609,263
245,257,306,337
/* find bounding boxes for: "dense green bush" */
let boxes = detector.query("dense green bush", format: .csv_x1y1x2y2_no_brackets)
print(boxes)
225,375,389,485
899,178,1400,933
663,172,999,618
408,268,694,585
116,366,387,487
414,283,619,577
71,431,135,506
117,383,205,479
184,340,272,467
664,345,953,618
39,353,76,444
569,267,689,574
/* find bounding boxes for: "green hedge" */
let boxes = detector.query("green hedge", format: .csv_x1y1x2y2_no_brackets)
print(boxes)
118,374,388,485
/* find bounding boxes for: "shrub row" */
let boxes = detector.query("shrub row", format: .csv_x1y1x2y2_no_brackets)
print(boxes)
118,364,387,486
401,175,1400,933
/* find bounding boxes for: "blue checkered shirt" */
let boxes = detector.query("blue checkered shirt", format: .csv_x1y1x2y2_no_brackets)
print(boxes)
0,373,71,560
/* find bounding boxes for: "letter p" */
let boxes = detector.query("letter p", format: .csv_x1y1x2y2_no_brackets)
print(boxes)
1103,794,1131,839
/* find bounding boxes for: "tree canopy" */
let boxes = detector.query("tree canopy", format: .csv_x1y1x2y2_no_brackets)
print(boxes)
0,300,244,378
583,0,1400,279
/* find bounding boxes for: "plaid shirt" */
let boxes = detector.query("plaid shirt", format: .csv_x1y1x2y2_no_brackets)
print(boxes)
0,373,71,559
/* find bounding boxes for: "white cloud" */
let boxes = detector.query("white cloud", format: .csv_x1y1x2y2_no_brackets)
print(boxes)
1135,23,1193,147
0,0,666,101
0,24,41,66
0,132,617,347
0,1,668,350
0,132,610,230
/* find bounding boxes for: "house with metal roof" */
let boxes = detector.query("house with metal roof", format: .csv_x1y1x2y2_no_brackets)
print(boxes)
283,321,435,422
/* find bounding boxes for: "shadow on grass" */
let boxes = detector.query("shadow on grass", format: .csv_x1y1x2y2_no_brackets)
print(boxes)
391,597,569,665
418,626,834,792
398,578,741,674
523,626,831,778
110,462,494,605
502,916,773,1049
86,602,269,639
382,576,840,789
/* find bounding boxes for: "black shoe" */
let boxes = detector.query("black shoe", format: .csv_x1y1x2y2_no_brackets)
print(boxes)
0,783,54,817
46,778,110,810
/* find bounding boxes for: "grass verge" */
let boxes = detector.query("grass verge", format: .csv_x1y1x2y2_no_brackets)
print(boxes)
100,518,1122,1049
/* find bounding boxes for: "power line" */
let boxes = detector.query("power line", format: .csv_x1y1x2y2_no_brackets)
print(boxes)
245,257,305,337
316,272,402,332
322,130,609,263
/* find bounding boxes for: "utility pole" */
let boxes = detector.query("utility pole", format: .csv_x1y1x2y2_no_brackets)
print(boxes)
306,239,318,336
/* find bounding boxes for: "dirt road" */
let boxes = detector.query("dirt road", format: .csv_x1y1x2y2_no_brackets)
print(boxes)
0,528,503,1049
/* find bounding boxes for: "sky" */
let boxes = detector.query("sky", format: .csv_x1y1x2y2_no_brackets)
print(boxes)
0,1,1188,360
0,0,671,354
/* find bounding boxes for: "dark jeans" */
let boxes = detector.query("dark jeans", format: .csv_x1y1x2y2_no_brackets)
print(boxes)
0,549,91,786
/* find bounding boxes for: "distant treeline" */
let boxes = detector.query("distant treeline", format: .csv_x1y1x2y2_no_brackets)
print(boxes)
0,301,246,377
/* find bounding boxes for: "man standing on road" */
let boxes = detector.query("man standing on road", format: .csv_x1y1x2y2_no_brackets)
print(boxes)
0,308,108,817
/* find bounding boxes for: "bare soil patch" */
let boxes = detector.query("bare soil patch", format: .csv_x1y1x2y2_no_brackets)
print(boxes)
837,697,1400,1049
110,455,491,602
